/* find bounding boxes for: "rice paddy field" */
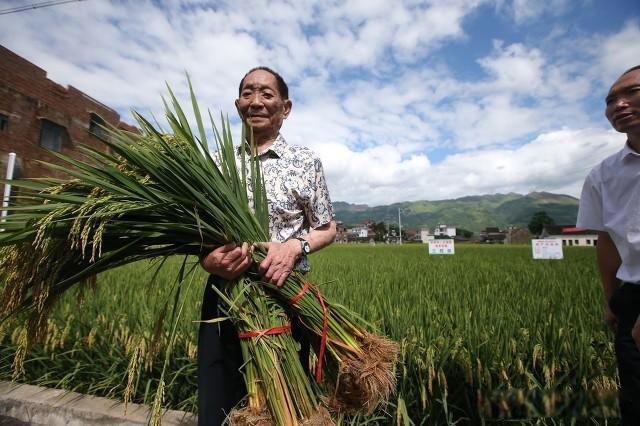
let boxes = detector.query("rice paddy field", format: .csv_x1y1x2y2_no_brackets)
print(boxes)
0,244,619,424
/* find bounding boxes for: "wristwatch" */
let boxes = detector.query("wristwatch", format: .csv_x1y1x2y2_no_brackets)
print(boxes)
296,237,311,255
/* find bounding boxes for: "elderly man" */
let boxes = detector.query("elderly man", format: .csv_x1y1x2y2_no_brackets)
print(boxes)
577,65,640,425
197,67,337,425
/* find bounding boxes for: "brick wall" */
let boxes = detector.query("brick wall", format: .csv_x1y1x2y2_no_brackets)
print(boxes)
0,44,134,180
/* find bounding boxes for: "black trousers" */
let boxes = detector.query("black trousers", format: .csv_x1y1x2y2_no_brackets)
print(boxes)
197,276,246,426
197,276,311,426
609,282,640,425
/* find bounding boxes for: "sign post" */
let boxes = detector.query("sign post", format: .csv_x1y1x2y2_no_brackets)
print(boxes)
428,239,455,255
531,239,563,259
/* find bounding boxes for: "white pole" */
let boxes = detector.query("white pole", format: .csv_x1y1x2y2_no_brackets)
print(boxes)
1,152,16,220
398,208,402,244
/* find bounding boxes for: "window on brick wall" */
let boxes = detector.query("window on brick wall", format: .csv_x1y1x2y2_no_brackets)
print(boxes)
89,113,108,141
39,119,67,152
0,114,7,132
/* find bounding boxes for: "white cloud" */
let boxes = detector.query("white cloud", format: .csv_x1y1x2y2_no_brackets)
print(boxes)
0,0,635,207
477,41,545,94
497,0,572,24
444,95,545,149
314,142,433,205
598,20,640,84
324,128,625,205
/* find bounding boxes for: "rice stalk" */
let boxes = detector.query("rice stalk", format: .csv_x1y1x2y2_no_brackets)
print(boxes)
0,76,396,422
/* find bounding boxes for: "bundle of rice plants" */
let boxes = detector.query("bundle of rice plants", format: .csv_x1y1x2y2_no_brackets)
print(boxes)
0,79,396,423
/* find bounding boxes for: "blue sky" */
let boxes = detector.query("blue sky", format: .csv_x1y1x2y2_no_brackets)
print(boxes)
1,0,639,205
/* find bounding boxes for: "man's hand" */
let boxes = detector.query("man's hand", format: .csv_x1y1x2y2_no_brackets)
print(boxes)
604,305,618,333
200,242,252,280
632,315,640,350
257,239,301,287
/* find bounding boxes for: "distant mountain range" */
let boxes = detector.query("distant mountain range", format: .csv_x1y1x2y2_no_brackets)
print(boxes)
333,192,579,232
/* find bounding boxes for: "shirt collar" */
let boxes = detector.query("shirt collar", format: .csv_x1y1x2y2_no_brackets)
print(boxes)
238,134,287,158
622,141,640,158
261,134,287,158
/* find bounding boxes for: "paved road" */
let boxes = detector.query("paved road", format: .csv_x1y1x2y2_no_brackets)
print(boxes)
0,416,31,426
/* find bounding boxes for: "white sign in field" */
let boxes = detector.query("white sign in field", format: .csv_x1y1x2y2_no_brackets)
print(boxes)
531,239,563,259
428,239,455,255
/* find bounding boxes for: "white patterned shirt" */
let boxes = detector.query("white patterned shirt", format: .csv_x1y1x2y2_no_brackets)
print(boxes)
238,134,335,243
577,142,640,283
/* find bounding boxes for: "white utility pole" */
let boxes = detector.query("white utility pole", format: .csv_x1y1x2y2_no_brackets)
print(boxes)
386,220,390,242
1,152,16,221
398,207,402,244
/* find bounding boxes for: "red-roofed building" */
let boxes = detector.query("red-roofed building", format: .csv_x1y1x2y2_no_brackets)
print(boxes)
540,224,598,247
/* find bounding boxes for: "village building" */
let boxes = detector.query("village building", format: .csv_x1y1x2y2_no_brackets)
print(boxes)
346,220,379,243
433,224,456,238
452,234,473,243
540,225,598,247
420,227,433,244
504,227,533,245
0,45,135,182
349,225,369,239
334,220,380,243
504,226,533,244
419,224,458,243
403,228,421,243
479,227,507,244
334,221,349,243
386,230,400,244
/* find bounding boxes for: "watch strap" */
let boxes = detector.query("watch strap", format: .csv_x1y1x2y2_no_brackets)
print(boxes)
296,237,311,255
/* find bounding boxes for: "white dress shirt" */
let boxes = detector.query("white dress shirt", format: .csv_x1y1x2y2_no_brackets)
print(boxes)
577,143,640,283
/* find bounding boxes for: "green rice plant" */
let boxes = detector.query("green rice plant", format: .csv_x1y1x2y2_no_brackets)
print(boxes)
0,245,619,424
309,245,617,423
0,79,397,424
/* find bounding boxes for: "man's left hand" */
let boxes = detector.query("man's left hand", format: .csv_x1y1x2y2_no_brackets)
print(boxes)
257,240,301,287
632,314,640,351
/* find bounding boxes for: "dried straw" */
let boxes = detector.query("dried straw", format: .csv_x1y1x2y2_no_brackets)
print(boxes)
325,333,399,415
228,407,272,426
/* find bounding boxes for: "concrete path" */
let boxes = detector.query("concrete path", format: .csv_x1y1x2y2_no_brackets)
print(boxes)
0,381,196,425
0,415,33,426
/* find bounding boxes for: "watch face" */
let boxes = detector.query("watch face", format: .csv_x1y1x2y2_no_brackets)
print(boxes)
300,239,310,254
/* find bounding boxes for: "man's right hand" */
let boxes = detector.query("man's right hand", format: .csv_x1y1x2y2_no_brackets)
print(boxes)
200,242,252,280
604,305,618,333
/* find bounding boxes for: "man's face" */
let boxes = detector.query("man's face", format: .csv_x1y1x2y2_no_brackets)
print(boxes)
605,69,640,134
236,70,291,139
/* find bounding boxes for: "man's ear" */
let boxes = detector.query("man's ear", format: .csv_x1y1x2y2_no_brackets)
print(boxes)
235,99,243,119
282,99,292,119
